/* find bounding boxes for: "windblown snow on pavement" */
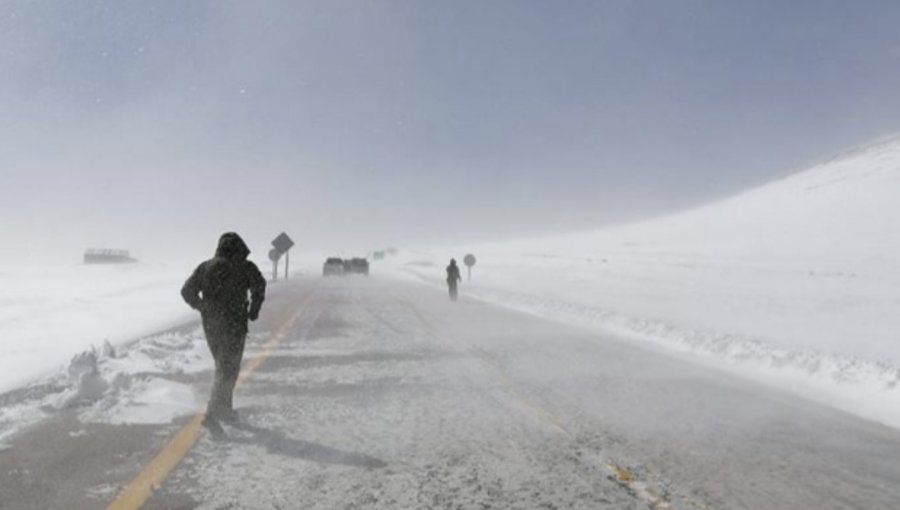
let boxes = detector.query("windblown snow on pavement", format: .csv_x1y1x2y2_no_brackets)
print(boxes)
393,135,900,429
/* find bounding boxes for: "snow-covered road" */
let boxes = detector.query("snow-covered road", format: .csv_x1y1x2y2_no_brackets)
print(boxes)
3,276,900,509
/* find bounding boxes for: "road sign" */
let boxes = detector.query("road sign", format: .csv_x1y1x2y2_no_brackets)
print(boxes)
271,232,295,254
463,254,476,282
270,232,295,282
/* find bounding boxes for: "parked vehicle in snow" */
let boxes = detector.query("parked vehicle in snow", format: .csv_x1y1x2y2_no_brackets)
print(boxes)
83,248,137,264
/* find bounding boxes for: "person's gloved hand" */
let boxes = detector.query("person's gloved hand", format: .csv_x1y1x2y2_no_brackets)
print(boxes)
248,308,260,321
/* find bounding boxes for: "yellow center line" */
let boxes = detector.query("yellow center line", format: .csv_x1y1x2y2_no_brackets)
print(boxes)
105,295,314,510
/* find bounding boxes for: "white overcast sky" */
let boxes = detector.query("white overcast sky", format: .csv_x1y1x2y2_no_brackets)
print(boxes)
2,1,900,263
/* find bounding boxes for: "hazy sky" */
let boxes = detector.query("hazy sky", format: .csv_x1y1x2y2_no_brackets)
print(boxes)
2,0,900,263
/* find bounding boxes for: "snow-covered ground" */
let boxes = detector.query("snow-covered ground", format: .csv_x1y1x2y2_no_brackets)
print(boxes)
0,325,213,445
389,135,900,429
0,252,329,395
0,252,323,443
0,262,194,393
2,135,899,436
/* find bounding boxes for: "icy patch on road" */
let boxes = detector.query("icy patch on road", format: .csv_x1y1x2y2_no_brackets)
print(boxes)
0,401,48,444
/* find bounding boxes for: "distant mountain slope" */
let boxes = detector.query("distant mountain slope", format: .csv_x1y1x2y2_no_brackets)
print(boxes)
503,134,900,262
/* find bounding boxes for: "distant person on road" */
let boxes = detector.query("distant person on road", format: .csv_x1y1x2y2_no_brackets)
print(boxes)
181,232,266,432
446,258,462,302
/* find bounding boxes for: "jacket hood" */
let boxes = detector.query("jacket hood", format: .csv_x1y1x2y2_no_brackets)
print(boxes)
215,232,251,260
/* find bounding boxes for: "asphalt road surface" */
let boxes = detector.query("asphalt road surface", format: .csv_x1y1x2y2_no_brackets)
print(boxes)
2,276,900,509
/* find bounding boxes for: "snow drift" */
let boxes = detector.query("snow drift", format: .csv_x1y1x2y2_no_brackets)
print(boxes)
0,263,194,392
396,134,900,428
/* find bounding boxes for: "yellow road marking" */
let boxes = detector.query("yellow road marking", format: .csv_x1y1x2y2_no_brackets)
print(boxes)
105,296,314,510
609,463,636,483
470,346,683,509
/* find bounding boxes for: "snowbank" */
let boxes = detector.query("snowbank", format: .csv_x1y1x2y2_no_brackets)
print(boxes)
391,135,900,429
0,252,328,394
0,262,195,392
0,326,214,445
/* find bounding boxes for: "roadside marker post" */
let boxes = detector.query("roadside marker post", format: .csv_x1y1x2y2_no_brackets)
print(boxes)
268,249,280,282
464,254,476,283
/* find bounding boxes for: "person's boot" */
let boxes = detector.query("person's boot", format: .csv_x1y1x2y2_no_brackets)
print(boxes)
202,412,225,438
220,408,240,424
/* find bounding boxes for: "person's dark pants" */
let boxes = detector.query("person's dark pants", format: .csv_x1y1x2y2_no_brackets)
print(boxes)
448,281,458,301
202,315,247,418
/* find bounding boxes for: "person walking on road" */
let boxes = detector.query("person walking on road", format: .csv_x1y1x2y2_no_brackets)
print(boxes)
181,232,266,432
446,258,462,302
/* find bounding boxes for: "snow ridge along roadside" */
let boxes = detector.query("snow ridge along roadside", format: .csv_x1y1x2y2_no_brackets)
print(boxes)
390,134,900,430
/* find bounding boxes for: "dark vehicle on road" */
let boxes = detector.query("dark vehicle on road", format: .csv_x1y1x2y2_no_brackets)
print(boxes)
348,257,369,275
322,257,344,276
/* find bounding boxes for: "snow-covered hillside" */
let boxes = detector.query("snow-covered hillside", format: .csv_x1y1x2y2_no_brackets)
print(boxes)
396,135,900,428
548,133,900,260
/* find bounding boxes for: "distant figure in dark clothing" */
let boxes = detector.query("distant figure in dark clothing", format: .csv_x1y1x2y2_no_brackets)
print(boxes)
446,259,462,301
181,232,266,431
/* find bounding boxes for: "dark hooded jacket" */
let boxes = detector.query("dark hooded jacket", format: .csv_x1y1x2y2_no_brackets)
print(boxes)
446,260,461,284
181,233,266,331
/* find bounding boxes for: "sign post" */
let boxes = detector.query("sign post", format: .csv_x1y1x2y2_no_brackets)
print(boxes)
268,249,280,282
270,232,295,281
463,253,476,283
